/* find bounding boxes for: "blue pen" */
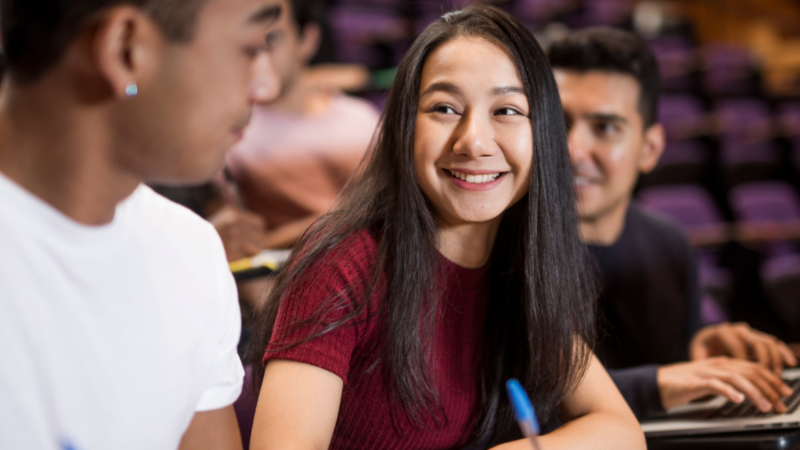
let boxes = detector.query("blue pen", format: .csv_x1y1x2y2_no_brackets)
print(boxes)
506,379,543,450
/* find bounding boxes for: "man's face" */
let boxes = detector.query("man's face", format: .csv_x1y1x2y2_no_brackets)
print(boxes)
264,0,309,100
554,70,651,222
118,0,282,185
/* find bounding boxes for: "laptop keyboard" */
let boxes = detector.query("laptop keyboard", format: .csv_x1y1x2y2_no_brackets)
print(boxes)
709,378,800,419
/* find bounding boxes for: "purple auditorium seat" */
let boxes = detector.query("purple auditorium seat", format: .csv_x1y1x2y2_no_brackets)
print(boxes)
638,185,732,316
658,94,706,141
702,43,756,96
730,181,800,225
648,37,696,92
638,184,724,231
581,0,634,26
729,182,800,325
418,0,482,14
701,293,728,325
761,251,800,328
714,98,772,142
714,99,778,185
336,0,404,6
719,140,779,167
729,181,800,254
778,102,800,137
659,141,708,166
513,0,574,23
415,14,441,35
641,141,709,187
329,7,406,67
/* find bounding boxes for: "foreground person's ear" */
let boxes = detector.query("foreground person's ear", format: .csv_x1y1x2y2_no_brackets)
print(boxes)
90,6,164,100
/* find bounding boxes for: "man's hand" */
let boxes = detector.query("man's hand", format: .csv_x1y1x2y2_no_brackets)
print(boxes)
690,322,798,373
209,205,267,262
658,357,794,411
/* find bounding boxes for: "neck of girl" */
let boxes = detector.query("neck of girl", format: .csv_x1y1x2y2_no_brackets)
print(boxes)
435,216,501,269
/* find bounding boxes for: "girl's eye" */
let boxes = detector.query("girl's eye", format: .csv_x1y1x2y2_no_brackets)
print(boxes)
433,105,457,114
496,107,522,116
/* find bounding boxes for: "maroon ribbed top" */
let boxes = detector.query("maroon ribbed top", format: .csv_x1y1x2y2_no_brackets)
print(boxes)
263,229,489,449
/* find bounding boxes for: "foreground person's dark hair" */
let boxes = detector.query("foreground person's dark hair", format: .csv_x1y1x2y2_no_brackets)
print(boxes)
246,3,595,442
2,0,208,82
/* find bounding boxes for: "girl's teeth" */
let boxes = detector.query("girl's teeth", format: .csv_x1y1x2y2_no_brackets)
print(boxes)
450,171,500,184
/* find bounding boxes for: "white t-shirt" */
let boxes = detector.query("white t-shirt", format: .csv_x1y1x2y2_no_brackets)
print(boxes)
0,173,243,450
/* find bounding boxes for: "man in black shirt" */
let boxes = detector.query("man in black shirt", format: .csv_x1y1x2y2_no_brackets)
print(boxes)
549,28,797,419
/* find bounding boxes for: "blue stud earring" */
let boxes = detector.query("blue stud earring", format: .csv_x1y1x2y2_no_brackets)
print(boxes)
125,82,138,97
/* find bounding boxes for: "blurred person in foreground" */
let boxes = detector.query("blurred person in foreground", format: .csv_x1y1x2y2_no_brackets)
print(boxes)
549,27,798,420
0,0,281,448
211,0,379,260
210,0,380,310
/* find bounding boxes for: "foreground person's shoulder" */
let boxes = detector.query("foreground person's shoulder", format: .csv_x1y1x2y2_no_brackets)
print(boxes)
124,184,218,233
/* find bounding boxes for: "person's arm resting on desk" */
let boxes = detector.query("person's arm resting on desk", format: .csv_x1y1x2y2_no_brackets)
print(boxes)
494,353,646,450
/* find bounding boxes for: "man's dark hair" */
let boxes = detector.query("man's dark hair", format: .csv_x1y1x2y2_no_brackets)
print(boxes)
1,0,207,83
548,27,660,128
289,0,325,31
288,0,335,64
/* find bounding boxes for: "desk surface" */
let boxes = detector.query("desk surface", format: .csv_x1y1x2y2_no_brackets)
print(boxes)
647,428,800,450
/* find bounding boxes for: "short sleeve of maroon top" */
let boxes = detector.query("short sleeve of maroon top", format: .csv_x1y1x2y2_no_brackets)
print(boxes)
263,229,490,450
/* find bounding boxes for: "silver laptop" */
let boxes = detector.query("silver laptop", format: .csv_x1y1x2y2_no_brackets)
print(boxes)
641,368,800,437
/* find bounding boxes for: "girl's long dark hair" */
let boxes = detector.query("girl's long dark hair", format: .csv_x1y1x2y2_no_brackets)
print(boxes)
245,3,595,443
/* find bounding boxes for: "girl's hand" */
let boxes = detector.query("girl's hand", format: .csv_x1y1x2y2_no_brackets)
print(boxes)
492,353,646,450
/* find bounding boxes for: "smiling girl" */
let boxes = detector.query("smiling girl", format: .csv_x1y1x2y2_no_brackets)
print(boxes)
245,5,645,450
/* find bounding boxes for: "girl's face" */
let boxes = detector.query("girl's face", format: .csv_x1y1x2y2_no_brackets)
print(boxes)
414,36,533,227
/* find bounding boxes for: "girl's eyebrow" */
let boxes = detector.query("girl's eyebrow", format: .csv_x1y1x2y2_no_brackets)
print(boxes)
421,82,526,99
420,81,462,98
492,86,526,96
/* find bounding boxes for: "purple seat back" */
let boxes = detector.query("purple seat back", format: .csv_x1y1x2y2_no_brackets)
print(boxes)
779,102,800,137
658,141,708,166
582,0,634,26
514,0,569,22
329,7,405,66
730,182,800,223
719,141,779,167
762,253,800,282
638,184,722,229
702,43,755,95
648,37,696,91
419,0,482,14
761,254,800,325
714,98,771,139
658,94,705,141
